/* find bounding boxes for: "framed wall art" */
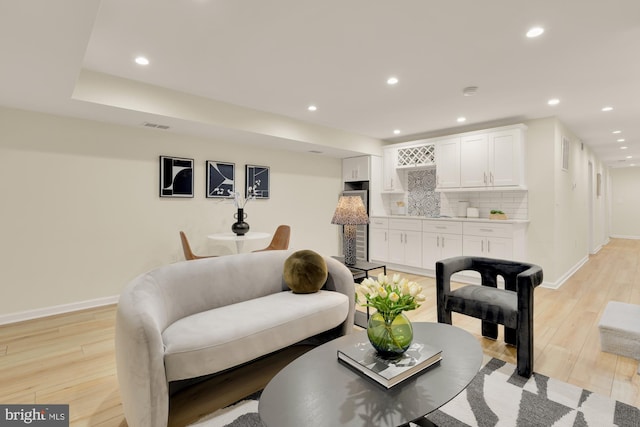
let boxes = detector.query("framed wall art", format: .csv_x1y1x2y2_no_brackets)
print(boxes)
245,164,270,199
206,161,235,198
159,156,194,198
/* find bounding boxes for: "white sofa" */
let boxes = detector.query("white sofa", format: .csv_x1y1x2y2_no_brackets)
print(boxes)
115,250,354,427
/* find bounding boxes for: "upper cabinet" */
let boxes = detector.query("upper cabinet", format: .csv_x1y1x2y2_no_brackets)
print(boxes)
382,147,403,192
395,143,435,169
343,156,371,182
436,124,526,191
435,137,461,189
460,127,524,188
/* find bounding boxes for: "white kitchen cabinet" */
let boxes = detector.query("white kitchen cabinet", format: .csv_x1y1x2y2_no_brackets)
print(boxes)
382,147,403,192
395,142,436,169
343,156,370,182
421,220,463,269
369,217,389,262
459,127,524,188
435,137,460,189
462,222,516,259
388,218,422,268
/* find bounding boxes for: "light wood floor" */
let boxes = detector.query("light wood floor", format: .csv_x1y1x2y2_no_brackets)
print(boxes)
1,238,639,426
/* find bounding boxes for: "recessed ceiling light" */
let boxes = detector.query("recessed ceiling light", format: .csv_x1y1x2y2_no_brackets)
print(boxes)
620,146,628,150
307,105,317,111
457,117,467,123
393,129,401,135
547,98,560,106
626,155,633,159
387,77,399,85
526,27,545,38
617,138,626,142
601,106,613,112
135,56,149,66
613,130,622,134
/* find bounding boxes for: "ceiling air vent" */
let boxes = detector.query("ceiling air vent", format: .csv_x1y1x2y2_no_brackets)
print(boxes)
142,122,170,130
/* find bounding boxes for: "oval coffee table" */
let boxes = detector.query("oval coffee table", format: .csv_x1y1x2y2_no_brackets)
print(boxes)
259,322,482,427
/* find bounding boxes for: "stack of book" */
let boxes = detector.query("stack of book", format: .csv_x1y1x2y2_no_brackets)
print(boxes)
337,341,442,389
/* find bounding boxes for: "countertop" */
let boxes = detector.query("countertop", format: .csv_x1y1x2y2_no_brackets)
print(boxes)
372,215,529,224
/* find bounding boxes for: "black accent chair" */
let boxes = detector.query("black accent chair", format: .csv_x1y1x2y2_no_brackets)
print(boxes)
436,256,543,378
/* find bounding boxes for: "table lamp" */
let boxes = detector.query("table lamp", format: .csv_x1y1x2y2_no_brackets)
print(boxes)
331,196,369,265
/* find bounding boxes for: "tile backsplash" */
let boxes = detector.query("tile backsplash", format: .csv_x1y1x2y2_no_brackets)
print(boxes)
386,169,528,220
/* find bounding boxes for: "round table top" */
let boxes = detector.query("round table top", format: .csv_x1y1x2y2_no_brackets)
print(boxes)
259,322,482,427
207,231,271,241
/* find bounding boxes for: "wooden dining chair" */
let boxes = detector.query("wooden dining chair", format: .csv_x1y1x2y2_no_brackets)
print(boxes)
179,231,217,260
253,225,291,252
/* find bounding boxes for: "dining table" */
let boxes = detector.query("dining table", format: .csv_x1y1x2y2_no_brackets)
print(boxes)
207,231,271,253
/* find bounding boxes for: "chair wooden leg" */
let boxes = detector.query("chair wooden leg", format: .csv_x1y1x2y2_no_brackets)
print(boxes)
481,321,498,339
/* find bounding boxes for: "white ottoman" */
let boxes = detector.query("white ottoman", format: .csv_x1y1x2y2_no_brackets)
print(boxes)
598,301,640,374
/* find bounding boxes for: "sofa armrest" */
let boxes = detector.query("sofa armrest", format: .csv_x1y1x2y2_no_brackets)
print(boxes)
115,277,171,427
324,256,356,335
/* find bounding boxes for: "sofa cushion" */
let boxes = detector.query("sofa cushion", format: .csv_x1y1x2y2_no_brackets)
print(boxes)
162,290,349,382
283,249,328,294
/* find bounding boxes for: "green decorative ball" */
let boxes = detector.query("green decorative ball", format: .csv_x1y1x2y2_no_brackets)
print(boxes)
283,250,328,294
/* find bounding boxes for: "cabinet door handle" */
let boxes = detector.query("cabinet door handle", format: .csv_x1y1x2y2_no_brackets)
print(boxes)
437,236,440,247
488,240,491,252
384,231,387,242
480,228,493,232
490,172,494,184
442,237,445,248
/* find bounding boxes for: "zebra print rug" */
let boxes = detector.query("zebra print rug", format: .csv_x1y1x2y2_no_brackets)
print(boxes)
189,358,639,426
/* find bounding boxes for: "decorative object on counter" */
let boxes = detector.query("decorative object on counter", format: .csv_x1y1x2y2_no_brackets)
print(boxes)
331,196,369,265
230,189,255,236
466,207,479,218
159,155,194,198
357,274,425,357
457,201,469,217
391,200,406,215
489,210,508,220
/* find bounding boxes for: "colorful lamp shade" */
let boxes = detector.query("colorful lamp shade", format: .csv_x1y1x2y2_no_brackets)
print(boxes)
331,196,369,265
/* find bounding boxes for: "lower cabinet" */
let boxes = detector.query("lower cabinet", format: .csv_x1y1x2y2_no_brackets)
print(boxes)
388,219,422,268
422,220,463,269
368,217,527,274
369,217,389,262
462,222,518,259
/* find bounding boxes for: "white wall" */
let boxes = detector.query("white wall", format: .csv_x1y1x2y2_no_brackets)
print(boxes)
524,117,609,286
0,107,343,318
610,167,640,238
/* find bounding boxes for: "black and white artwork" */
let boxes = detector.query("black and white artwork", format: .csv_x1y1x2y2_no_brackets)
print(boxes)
245,165,270,199
206,161,235,198
159,156,194,198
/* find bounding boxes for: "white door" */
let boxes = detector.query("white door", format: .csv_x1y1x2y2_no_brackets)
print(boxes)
404,230,423,268
435,137,460,188
369,228,389,261
388,229,406,264
460,134,489,187
490,130,519,187
440,233,463,261
421,232,440,270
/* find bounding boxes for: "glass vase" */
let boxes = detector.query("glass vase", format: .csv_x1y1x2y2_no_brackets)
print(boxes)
367,311,413,358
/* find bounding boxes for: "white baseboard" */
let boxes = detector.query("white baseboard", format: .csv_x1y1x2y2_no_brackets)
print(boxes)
0,295,119,326
610,234,640,240
540,255,589,290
